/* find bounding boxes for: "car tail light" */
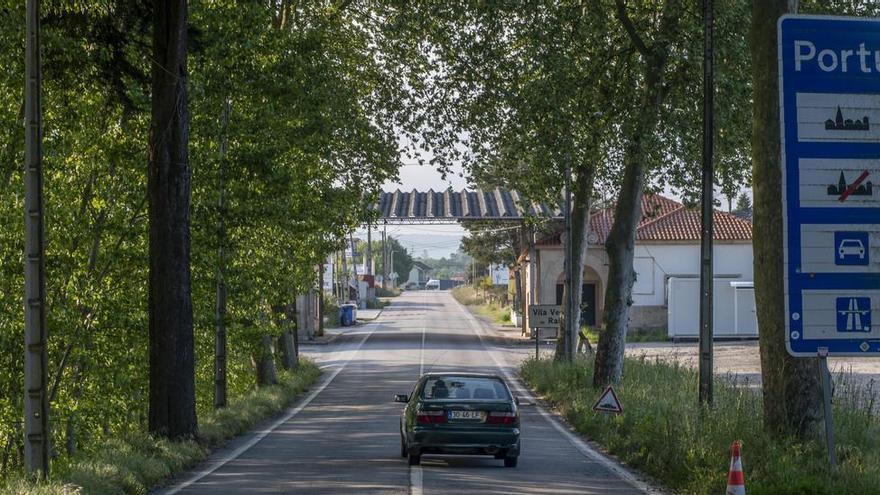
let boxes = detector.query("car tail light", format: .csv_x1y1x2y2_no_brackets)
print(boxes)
486,411,517,425
416,409,447,425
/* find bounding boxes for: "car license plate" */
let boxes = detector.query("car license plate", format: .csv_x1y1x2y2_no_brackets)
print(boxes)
448,410,485,421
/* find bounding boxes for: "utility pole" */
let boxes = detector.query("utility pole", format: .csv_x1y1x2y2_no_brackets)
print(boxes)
24,0,49,478
366,224,372,275
698,0,715,405
381,224,387,290
563,157,575,360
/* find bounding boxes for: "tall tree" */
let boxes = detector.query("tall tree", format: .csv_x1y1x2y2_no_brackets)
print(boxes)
593,0,682,386
147,0,196,439
750,0,822,438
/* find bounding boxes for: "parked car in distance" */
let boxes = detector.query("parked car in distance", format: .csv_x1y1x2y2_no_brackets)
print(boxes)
395,373,521,467
425,279,440,290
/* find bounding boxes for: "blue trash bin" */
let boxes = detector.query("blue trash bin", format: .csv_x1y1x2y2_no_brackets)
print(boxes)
340,304,355,326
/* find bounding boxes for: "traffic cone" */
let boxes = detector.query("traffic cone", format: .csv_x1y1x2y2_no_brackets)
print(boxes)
725,441,745,495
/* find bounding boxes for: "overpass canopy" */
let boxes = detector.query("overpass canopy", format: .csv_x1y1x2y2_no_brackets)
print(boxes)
373,188,563,224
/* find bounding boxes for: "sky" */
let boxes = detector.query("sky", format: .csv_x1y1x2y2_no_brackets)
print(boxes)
353,163,469,259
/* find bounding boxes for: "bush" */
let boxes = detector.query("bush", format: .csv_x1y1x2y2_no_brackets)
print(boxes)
6,361,322,495
521,356,880,495
375,287,400,297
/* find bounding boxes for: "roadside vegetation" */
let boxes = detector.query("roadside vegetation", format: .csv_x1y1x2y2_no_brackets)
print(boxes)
521,356,880,495
3,362,321,495
579,326,668,345
451,285,512,325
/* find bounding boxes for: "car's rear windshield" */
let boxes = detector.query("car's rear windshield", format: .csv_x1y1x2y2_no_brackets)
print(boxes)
421,376,510,401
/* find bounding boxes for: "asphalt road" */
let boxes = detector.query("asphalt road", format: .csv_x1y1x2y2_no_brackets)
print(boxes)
157,291,653,495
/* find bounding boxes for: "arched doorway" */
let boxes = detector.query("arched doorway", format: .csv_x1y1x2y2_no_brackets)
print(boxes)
555,265,603,328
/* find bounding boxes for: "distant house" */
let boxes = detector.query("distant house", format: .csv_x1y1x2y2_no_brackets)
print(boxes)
407,261,433,287
522,195,756,337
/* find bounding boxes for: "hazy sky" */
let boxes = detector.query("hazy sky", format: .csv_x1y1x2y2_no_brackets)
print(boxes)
355,163,469,259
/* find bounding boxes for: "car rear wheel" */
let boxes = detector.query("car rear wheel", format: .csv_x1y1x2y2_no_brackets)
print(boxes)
400,436,407,458
504,456,518,468
408,453,421,466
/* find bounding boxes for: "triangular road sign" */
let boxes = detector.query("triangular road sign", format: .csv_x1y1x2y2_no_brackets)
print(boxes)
591,386,623,414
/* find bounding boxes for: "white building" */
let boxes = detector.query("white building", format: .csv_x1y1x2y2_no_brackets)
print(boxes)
522,195,756,337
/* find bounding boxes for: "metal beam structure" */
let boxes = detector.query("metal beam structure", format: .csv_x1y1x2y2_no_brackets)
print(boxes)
372,188,562,224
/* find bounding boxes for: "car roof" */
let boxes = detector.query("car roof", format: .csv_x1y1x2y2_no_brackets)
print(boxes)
420,372,506,381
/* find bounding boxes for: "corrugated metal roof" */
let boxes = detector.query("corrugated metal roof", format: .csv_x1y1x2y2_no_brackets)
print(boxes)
373,189,563,223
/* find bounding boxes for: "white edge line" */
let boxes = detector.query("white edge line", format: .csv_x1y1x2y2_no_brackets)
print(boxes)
411,291,426,495
159,322,380,495
452,297,664,495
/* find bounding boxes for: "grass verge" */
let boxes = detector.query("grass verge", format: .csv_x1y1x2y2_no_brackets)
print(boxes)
580,326,668,344
521,356,880,495
5,361,322,495
451,286,512,325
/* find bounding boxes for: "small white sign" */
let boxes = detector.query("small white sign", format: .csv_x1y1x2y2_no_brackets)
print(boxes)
796,92,880,142
800,224,880,274
797,159,878,208
798,290,880,341
528,304,561,328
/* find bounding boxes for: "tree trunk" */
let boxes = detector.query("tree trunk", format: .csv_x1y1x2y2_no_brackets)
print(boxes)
556,165,595,358
751,0,822,438
317,264,325,336
148,0,197,439
593,0,680,387
277,331,297,370
214,98,230,410
255,334,278,387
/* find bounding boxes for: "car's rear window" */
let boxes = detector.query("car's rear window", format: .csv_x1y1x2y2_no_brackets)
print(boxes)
421,376,510,401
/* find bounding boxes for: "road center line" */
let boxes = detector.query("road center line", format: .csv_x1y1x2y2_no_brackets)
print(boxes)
159,322,380,495
452,297,663,495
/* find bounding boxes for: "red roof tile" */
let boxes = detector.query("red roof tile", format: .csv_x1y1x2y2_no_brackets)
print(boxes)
536,194,752,245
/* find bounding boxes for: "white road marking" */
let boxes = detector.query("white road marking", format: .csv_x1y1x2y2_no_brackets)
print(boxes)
452,297,664,495
411,291,426,495
158,322,380,495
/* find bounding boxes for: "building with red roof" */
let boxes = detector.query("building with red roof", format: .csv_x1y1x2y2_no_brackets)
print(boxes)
523,194,757,336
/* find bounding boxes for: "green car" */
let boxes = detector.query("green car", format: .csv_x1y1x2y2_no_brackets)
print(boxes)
395,373,521,467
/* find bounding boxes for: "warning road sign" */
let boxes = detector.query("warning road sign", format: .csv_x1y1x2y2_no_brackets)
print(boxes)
591,386,623,414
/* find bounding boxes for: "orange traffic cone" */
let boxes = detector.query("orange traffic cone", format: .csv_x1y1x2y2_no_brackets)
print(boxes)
725,441,745,495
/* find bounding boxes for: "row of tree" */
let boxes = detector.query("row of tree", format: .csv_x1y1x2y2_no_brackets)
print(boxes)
1,1,419,476
442,0,878,440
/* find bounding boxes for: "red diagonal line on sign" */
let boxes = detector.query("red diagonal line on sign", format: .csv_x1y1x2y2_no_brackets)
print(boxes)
838,170,871,202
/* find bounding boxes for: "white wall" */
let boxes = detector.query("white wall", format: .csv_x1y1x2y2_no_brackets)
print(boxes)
534,242,754,308
629,243,754,306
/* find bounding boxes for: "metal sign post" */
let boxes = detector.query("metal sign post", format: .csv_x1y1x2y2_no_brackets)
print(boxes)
24,0,50,478
529,304,561,360
698,0,715,406
817,348,837,468
778,16,880,357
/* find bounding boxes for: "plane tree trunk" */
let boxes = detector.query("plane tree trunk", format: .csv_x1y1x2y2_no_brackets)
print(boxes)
751,0,822,438
593,0,680,387
556,165,595,359
147,0,197,439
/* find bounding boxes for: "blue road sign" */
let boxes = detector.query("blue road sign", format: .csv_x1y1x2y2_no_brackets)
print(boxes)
834,231,869,266
779,15,880,356
836,297,872,332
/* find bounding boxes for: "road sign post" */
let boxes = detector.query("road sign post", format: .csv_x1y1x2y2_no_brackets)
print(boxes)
529,304,561,359
779,15,880,469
